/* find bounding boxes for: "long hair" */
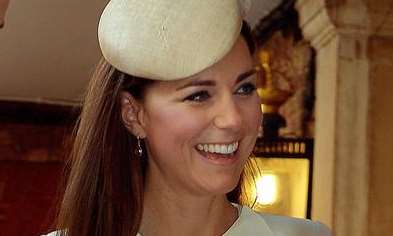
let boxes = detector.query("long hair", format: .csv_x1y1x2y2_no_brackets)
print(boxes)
56,61,152,236
55,21,256,236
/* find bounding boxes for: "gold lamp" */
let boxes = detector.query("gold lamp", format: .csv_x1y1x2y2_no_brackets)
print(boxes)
257,50,292,114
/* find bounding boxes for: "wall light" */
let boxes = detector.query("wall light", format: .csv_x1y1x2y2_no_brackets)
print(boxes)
241,138,313,219
256,174,278,205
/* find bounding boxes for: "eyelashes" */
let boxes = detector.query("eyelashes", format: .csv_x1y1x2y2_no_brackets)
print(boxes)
183,91,210,102
236,83,256,95
183,82,257,103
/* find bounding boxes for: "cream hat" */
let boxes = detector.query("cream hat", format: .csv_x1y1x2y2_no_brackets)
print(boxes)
98,0,251,81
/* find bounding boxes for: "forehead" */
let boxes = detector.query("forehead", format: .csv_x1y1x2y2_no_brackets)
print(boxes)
199,36,253,78
148,36,253,91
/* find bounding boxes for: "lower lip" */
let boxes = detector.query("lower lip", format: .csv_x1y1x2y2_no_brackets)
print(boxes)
195,148,240,166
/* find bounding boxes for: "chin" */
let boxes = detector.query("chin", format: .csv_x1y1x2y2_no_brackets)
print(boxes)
201,173,242,196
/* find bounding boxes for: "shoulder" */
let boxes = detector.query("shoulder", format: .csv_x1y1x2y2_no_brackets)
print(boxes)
40,230,64,236
226,205,331,236
256,212,332,236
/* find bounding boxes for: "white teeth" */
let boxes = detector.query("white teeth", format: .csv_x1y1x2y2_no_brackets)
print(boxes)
196,141,239,154
228,144,233,153
208,144,215,153
221,145,227,154
215,144,220,152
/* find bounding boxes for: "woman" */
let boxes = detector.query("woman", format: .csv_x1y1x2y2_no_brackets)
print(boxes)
44,0,331,235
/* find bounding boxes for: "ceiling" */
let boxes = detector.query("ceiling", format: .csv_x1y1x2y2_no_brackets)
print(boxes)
0,0,281,105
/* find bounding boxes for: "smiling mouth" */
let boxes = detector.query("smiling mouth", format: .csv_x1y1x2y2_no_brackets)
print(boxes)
194,141,239,162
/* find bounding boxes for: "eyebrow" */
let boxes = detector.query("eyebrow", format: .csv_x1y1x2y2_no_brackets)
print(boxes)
176,68,257,91
237,68,258,83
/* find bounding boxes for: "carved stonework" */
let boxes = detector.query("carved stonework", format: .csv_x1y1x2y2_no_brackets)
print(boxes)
258,31,313,137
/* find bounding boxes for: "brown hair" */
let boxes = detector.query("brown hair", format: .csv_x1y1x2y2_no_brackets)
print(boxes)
55,21,256,236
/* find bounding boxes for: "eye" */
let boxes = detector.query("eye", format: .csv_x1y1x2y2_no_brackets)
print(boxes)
183,91,211,102
236,82,256,95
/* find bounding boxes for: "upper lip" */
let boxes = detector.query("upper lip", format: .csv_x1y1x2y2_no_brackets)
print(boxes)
196,141,239,145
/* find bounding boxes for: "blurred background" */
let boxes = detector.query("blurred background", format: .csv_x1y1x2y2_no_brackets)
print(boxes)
1,0,393,236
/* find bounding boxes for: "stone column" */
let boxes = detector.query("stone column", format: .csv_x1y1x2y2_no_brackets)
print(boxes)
295,0,393,236
367,2,393,235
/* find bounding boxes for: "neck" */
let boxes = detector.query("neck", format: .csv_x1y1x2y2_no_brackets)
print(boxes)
139,172,238,236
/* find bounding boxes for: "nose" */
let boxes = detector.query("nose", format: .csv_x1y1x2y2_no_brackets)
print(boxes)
213,94,242,131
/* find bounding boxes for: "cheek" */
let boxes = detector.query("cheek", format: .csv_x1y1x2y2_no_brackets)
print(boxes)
238,98,261,159
144,105,207,157
241,97,262,132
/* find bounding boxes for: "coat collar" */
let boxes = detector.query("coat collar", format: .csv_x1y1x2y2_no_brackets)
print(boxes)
224,205,274,236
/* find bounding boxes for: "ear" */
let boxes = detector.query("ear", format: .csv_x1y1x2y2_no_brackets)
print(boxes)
120,91,147,138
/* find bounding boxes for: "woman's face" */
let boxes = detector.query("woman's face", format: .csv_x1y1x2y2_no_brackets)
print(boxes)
139,36,262,196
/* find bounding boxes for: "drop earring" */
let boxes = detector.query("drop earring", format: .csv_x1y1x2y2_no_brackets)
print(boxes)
135,136,143,157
